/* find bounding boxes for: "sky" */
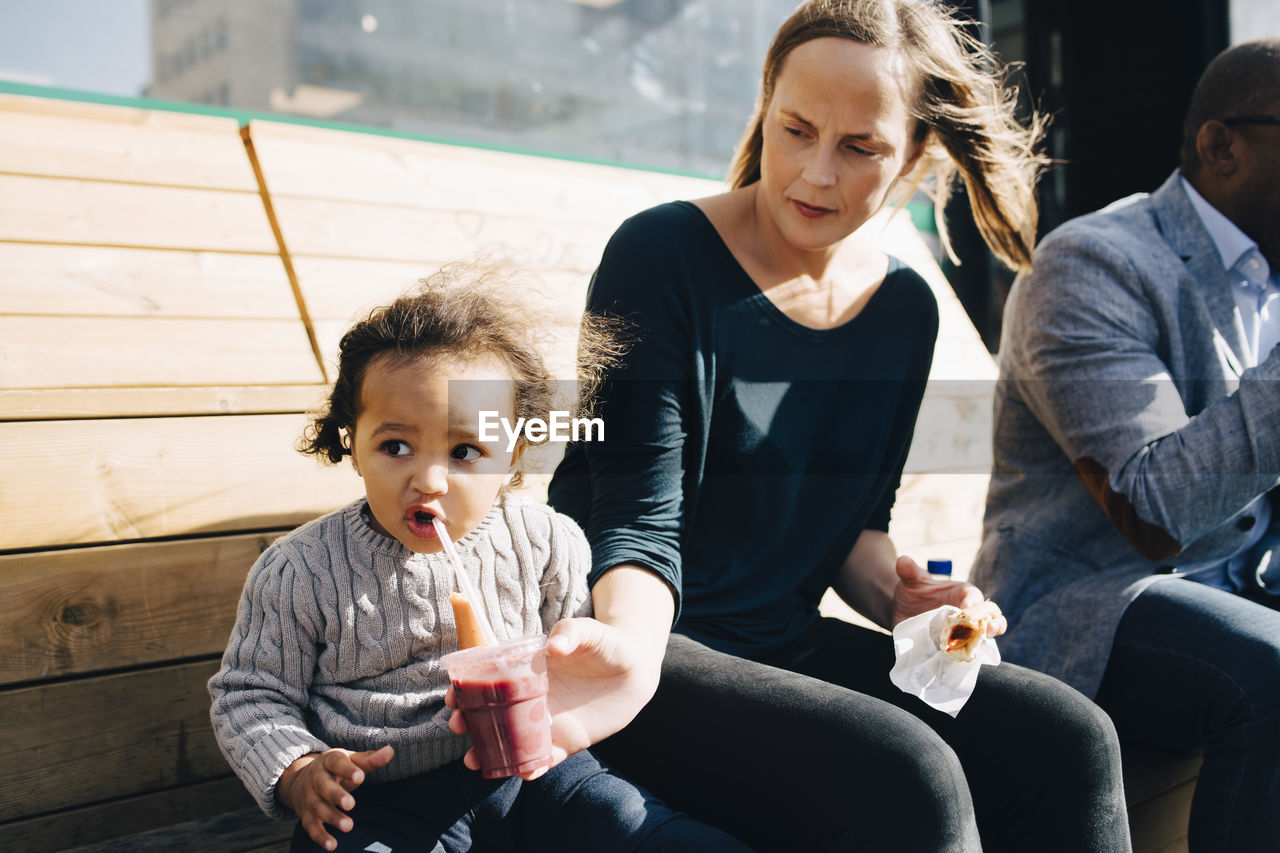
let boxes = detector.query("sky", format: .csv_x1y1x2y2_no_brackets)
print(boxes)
0,0,150,94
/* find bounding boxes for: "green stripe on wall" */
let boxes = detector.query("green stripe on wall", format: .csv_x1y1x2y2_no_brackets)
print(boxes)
0,80,719,181
0,79,935,230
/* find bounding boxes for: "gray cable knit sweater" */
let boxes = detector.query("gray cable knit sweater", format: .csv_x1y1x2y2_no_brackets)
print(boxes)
208,494,592,818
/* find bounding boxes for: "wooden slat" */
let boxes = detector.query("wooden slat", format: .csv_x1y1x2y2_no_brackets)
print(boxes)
0,531,290,686
0,316,323,390
246,122,713,361
0,660,228,822
294,257,588,323
0,414,363,551
0,175,276,252
270,195,618,269
289,256,446,323
1,244,295,318
0,99,258,190
887,473,989,562
1123,749,1203,807
0,92,246,134
247,119,719,223
1127,779,1194,853
290,258,589,370
1,776,271,852
60,804,293,853
0,385,327,421
902,382,996,474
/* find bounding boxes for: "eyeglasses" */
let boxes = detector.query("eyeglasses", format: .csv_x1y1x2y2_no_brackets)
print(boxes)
1222,115,1280,127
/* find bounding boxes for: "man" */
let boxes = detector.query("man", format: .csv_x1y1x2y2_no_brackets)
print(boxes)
971,38,1280,852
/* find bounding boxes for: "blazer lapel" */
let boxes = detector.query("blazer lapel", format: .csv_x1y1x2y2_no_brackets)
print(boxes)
1150,172,1249,373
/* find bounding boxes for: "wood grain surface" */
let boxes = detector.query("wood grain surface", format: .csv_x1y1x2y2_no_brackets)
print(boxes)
0,660,228,822
0,531,287,685
0,414,362,550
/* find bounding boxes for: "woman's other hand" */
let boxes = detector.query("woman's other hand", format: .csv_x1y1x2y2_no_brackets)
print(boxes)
891,555,1007,636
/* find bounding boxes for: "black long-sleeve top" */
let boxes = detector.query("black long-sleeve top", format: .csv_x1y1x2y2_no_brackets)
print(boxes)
548,201,938,657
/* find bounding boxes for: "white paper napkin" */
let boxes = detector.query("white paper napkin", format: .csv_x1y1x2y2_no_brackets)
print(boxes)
889,605,1000,717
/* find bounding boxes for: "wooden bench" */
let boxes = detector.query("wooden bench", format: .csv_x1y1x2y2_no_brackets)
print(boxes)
0,94,710,851
0,92,1193,851
0,93,363,852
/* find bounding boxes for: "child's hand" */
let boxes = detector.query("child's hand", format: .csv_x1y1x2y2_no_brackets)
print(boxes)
891,555,1006,636
276,745,395,850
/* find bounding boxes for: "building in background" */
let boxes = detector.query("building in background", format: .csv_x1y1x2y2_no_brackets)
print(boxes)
146,0,798,177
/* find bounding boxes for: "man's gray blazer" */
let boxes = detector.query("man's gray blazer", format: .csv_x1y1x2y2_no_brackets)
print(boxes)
970,170,1280,698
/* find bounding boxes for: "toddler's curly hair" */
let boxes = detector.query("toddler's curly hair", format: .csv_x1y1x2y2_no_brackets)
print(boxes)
300,262,623,490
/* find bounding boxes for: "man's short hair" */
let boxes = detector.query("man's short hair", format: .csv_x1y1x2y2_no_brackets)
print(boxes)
1180,38,1280,174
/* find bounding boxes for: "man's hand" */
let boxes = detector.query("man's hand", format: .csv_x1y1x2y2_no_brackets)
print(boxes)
891,555,1007,636
276,745,394,850
447,616,659,779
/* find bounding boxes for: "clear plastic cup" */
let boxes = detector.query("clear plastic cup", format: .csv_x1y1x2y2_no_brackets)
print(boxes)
441,635,552,779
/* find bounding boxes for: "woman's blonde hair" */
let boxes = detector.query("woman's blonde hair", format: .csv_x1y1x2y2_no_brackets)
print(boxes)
728,0,1048,272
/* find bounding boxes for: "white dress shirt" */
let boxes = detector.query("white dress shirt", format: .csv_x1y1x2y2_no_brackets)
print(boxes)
1182,174,1280,365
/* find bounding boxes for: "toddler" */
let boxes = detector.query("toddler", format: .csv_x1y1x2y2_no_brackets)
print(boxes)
209,266,748,852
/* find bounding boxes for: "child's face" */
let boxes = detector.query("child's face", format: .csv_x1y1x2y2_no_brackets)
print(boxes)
348,353,520,554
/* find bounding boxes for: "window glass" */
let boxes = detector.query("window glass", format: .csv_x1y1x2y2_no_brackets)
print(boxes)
3,0,810,178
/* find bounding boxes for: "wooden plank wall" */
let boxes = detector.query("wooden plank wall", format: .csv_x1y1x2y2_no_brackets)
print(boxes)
243,118,726,489
0,95,997,849
0,94,362,850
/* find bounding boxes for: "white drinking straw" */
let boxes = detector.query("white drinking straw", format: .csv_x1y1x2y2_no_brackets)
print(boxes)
432,516,498,646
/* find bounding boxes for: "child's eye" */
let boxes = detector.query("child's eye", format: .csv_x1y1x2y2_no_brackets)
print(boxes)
450,444,482,463
381,439,411,457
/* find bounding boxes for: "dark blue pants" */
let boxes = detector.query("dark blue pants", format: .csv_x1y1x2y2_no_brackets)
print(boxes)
288,750,751,852
1096,577,1280,853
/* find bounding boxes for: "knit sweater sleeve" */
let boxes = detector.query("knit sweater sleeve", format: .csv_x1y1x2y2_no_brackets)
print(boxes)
504,498,593,629
208,543,329,819
540,506,594,625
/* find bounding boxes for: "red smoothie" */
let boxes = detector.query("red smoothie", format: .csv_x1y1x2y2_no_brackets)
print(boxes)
452,669,551,778
442,635,552,779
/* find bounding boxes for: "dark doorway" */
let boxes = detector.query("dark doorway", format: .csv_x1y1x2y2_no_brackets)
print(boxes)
940,0,1229,350
1022,0,1229,230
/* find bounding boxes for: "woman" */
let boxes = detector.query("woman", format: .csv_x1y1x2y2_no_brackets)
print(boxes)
538,1,1129,850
